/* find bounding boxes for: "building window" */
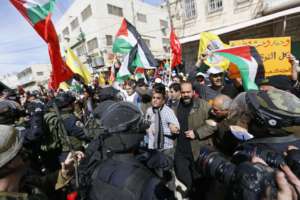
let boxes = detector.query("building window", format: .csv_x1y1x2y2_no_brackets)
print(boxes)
137,13,147,23
36,72,44,76
160,19,168,28
184,0,197,19
87,38,98,52
106,35,113,46
81,5,92,22
162,38,170,46
208,0,223,13
62,27,69,36
236,0,250,4
143,39,151,48
107,4,123,17
70,17,79,30
76,45,85,57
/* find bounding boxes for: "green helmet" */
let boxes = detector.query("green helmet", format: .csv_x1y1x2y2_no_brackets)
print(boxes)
0,125,23,168
245,89,300,136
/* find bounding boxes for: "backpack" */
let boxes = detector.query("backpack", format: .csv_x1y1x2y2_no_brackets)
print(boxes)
42,112,70,152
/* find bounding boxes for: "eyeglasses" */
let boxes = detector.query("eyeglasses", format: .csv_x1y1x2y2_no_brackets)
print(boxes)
211,73,224,78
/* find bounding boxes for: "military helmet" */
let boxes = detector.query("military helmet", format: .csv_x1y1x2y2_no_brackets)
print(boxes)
53,92,76,109
246,89,300,135
94,101,149,152
0,125,23,168
97,86,121,102
0,100,22,125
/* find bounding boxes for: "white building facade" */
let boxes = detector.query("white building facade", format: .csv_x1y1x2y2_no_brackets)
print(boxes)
17,64,51,91
169,0,300,70
56,0,170,72
0,73,19,89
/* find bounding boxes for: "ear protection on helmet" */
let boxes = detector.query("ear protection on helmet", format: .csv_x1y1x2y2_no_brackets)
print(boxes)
100,102,149,134
246,91,300,129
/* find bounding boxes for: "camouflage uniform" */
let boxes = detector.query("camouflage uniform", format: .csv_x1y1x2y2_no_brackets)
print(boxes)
0,125,72,200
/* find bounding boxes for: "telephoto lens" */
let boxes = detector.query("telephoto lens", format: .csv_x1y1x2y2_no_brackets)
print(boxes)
232,144,286,168
197,146,278,200
197,146,235,185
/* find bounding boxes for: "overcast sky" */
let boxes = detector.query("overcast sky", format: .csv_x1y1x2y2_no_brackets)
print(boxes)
0,0,163,75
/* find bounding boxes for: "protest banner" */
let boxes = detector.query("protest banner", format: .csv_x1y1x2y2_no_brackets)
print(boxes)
230,37,291,77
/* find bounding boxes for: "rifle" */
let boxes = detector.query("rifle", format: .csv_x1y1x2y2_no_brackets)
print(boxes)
52,102,80,188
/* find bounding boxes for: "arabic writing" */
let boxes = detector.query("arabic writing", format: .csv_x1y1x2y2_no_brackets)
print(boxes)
231,38,290,48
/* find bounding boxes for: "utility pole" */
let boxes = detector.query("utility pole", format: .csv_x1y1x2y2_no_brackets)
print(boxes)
131,0,136,26
165,0,174,29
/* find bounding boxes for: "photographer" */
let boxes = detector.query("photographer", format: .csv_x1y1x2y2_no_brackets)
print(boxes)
252,156,300,200
193,88,300,199
197,145,300,200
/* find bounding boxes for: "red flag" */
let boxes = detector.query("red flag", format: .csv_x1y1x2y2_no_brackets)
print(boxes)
170,29,182,68
67,191,78,200
10,0,74,90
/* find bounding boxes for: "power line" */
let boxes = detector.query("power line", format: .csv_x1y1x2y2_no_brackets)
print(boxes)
0,45,45,55
0,35,37,46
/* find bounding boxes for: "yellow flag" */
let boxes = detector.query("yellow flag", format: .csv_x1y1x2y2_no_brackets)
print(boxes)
66,48,91,85
98,72,106,86
198,32,230,70
59,82,70,91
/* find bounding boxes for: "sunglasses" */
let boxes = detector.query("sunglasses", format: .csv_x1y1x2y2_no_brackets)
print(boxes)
211,73,224,78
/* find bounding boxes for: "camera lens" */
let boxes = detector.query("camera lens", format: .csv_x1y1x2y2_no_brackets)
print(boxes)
197,146,235,185
232,144,286,168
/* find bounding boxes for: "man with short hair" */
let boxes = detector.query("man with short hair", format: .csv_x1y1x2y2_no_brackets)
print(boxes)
210,94,232,121
145,83,180,191
167,83,181,110
174,81,216,198
146,83,180,152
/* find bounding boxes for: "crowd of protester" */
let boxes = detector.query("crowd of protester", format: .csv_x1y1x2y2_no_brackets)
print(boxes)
1,54,300,200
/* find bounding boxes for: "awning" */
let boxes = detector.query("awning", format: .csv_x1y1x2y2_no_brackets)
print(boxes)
179,6,300,44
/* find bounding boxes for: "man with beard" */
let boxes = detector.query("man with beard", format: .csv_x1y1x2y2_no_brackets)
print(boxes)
174,82,216,199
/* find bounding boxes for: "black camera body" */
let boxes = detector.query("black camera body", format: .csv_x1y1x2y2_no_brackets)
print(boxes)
197,146,277,200
233,143,300,178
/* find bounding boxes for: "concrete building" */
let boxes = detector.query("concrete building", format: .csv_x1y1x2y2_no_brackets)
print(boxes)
17,64,51,91
169,0,300,70
56,0,170,72
0,73,19,89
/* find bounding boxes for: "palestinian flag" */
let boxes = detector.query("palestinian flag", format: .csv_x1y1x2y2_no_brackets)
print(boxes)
113,18,157,78
214,46,265,91
10,0,74,90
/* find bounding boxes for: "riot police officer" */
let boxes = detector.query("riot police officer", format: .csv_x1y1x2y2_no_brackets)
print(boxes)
0,124,84,200
78,101,174,200
40,92,90,172
224,88,300,152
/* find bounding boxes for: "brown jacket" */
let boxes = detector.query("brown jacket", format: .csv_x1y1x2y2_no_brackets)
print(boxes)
176,97,217,160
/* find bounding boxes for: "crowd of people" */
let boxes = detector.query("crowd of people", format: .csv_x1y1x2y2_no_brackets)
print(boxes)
1,54,300,200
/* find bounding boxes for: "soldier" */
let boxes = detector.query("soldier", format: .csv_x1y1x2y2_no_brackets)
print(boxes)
78,101,175,200
0,98,46,173
41,92,90,172
223,88,300,152
0,124,84,199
